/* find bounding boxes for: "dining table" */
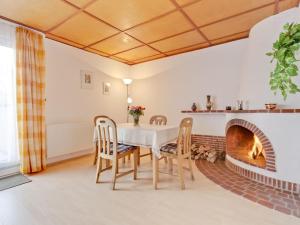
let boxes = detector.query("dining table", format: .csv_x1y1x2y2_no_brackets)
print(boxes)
94,122,179,189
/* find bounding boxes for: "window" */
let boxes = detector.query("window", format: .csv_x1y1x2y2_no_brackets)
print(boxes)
0,21,19,168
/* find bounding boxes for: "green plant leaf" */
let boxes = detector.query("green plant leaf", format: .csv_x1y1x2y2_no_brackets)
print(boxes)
266,23,300,100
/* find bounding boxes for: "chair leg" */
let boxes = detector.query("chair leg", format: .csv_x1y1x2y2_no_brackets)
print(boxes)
122,157,126,164
95,157,102,183
168,157,173,175
150,149,153,161
153,155,159,189
177,157,185,190
116,158,119,174
137,147,141,166
188,155,195,181
93,146,98,165
111,159,117,190
133,151,138,180
128,154,131,161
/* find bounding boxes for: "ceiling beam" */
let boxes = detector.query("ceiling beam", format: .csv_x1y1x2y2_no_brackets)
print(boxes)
169,0,211,45
47,0,98,33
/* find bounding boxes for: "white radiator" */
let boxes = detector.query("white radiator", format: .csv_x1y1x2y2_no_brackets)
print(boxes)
46,122,94,163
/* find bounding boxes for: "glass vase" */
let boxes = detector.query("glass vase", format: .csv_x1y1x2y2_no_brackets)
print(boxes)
133,115,140,126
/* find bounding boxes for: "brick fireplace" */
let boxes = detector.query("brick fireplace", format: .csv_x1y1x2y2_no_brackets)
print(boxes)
226,119,276,172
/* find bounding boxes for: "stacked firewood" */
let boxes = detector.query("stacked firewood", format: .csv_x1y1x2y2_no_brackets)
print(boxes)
191,144,225,163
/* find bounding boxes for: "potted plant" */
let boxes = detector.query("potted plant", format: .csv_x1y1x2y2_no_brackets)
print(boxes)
128,106,145,126
266,23,300,100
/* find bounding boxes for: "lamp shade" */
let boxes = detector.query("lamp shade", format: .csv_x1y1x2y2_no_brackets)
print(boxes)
127,97,133,104
123,78,132,85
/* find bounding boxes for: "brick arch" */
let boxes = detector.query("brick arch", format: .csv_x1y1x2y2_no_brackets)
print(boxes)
225,119,276,172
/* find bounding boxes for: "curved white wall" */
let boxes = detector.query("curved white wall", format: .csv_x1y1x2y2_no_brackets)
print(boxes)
238,7,300,109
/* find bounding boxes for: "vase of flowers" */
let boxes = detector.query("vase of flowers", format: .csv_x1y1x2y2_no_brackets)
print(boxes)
128,106,145,126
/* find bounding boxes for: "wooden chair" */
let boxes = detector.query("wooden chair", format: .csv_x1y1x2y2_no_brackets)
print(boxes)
137,115,168,165
95,116,138,190
155,117,195,190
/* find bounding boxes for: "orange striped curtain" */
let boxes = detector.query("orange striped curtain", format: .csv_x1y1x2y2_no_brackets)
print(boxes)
16,27,46,174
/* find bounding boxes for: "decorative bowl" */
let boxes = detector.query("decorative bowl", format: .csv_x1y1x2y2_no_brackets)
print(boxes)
265,103,277,110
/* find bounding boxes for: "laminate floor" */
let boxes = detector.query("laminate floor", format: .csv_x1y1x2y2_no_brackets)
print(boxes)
0,154,299,225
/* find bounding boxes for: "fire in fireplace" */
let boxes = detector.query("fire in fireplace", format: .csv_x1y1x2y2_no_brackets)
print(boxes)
248,135,265,160
226,125,266,168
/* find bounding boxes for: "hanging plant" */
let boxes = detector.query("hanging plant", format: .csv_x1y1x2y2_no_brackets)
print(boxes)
266,23,300,100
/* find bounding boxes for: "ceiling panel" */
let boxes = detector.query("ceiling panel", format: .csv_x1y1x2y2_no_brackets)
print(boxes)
278,0,299,12
110,56,131,64
115,46,160,61
183,0,274,27
126,11,194,43
150,30,206,52
85,47,110,57
51,13,119,46
91,33,143,55
46,33,84,48
210,31,249,45
164,42,210,56
85,0,175,30
66,0,91,8
132,54,165,64
0,0,77,31
201,5,274,40
175,0,200,6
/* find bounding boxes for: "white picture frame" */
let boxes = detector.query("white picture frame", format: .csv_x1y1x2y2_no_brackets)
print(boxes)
80,70,93,89
103,82,111,95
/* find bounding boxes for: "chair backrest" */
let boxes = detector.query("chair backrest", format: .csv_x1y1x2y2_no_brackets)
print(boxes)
149,115,167,125
177,118,193,156
95,116,118,157
94,115,109,126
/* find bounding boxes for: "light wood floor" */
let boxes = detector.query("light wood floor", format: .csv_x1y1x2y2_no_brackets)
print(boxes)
0,154,299,225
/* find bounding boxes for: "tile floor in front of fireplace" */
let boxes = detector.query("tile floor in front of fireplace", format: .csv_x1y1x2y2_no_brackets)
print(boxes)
196,159,300,218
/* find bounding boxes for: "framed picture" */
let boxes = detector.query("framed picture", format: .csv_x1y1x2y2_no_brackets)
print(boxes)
103,82,111,95
80,70,93,89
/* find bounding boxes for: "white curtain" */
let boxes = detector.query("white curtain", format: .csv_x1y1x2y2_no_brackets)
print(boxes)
0,21,19,166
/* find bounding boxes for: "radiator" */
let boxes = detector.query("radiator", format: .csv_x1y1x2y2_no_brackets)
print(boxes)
46,122,94,161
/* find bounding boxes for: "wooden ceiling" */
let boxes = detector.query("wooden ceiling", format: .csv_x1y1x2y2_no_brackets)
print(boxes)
0,0,298,65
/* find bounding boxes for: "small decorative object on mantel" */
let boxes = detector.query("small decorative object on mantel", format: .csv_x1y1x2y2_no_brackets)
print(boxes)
128,106,145,126
265,103,277,110
237,100,243,110
226,106,232,110
191,103,197,112
206,95,213,110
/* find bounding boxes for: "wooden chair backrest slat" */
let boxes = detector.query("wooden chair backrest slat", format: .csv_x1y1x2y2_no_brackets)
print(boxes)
177,118,193,156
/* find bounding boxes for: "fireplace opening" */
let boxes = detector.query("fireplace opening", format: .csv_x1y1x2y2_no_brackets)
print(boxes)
226,125,266,168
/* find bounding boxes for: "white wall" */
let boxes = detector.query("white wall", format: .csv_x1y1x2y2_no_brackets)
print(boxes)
45,39,130,160
239,7,300,108
130,40,248,136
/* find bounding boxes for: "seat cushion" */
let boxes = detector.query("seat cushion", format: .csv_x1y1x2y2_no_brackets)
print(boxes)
160,143,177,154
100,143,136,154
116,143,135,153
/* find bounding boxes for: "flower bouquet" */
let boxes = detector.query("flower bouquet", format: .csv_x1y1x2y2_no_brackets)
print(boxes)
128,106,145,126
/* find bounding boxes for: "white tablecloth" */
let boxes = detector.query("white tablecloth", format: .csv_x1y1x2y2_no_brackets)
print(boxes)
94,123,179,157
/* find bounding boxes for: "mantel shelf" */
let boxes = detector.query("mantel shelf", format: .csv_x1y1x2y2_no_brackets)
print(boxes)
181,109,300,114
